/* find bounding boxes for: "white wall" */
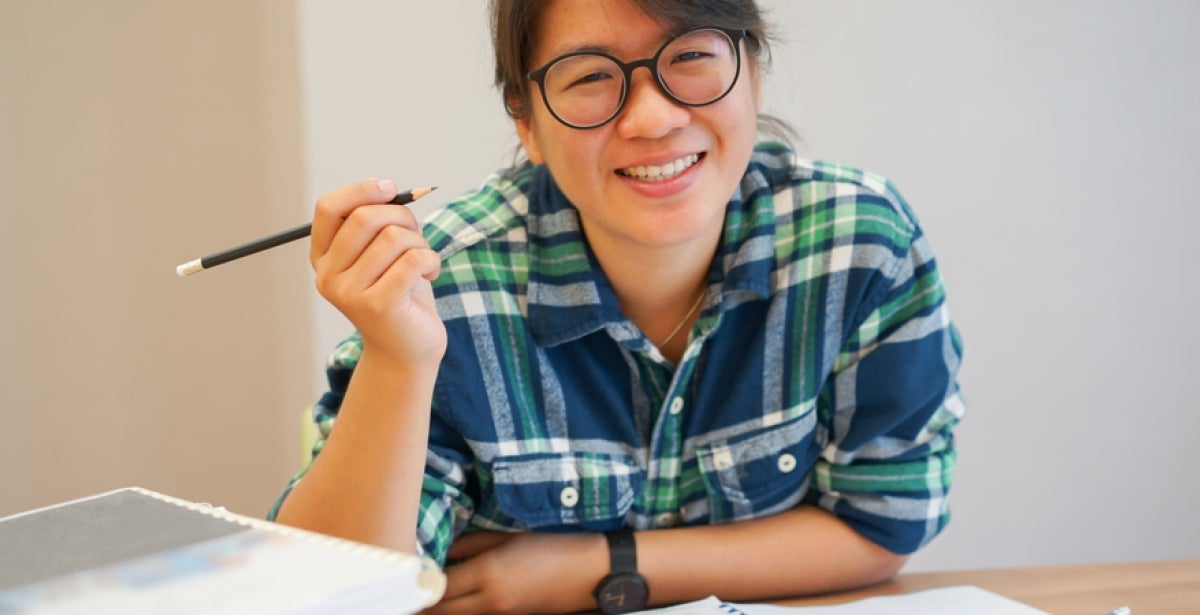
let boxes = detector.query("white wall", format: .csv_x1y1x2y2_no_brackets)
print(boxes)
296,1,516,389
769,0,1200,571
298,0,1200,572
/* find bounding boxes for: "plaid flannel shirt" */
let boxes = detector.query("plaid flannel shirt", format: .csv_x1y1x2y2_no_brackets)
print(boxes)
270,142,965,565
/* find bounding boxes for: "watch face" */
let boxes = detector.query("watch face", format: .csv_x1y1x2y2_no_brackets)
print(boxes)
597,573,649,614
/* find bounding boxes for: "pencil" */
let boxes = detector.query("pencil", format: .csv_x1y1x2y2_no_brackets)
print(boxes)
176,186,436,277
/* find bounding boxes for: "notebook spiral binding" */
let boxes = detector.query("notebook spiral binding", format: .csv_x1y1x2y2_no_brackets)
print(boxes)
130,487,442,580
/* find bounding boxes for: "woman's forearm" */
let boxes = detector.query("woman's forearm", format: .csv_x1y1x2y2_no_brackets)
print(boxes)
637,505,907,605
273,350,438,554
429,505,904,614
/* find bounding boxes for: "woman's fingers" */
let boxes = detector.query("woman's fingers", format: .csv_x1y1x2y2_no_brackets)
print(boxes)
337,245,442,323
425,562,495,615
323,211,425,287
422,593,492,615
309,178,402,266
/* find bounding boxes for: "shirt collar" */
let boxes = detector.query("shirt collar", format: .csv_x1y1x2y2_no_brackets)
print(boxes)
525,168,617,347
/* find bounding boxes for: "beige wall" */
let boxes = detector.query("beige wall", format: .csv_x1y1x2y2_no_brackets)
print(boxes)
0,1,313,517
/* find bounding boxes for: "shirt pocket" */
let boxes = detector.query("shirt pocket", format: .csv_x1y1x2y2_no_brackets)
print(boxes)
694,412,819,523
491,451,644,532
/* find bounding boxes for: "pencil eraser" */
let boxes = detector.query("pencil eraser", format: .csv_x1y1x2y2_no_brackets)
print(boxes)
176,259,204,277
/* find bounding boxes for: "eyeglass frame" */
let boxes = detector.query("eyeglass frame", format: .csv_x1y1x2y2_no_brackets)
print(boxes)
525,26,749,130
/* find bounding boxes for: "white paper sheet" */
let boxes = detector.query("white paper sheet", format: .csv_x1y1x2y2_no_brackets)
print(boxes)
632,586,1050,615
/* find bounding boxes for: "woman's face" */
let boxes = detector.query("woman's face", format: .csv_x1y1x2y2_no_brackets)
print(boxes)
515,0,762,254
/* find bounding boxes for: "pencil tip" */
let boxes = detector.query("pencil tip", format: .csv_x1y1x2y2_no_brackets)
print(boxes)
402,186,436,202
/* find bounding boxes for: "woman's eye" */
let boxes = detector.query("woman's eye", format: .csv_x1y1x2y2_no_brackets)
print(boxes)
673,51,711,64
568,71,613,88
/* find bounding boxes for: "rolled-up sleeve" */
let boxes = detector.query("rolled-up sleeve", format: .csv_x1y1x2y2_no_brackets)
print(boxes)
809,218,965,554
416,410,476,565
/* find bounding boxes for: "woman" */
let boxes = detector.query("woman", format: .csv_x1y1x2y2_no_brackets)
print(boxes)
272,1,965,613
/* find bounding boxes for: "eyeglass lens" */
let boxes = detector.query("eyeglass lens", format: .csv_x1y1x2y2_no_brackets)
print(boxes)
540,29,738,128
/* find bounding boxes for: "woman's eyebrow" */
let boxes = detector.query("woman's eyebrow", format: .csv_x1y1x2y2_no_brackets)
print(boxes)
540,30,673,62
543,42,615,59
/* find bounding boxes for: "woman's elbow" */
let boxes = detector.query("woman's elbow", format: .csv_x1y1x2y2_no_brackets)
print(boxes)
865,550,909,585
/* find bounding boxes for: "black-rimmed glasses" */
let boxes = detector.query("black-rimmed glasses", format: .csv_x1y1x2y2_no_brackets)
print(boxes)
526,26,747,130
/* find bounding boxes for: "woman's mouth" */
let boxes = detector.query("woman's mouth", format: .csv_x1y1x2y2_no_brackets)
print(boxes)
618,153,702,182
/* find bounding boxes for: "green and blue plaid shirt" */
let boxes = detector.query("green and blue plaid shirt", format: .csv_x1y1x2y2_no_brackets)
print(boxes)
271,142,965,565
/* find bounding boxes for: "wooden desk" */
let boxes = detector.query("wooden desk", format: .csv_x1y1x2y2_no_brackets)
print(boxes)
777,559,1200,614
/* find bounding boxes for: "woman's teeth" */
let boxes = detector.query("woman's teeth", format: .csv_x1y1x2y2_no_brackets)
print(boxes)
620,153,700,181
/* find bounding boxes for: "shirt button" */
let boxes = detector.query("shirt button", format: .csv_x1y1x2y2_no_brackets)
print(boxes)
777,453,797,474
668,397,684,415
713,450,734,472
655,512,677,527
560,486,579,507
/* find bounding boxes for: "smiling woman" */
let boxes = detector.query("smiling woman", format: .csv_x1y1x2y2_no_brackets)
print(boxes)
269,1,965,613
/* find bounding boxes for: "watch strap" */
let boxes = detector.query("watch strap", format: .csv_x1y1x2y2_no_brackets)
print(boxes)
605,529,638,574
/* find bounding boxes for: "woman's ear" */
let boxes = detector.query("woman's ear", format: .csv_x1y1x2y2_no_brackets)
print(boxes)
514,116,544,165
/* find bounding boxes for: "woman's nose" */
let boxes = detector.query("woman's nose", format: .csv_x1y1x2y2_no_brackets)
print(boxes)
614,69,690,139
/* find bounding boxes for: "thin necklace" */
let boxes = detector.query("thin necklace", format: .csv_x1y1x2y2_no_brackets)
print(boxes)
657,288,706,348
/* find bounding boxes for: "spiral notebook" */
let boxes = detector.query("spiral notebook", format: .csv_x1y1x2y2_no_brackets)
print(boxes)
0,487,445,614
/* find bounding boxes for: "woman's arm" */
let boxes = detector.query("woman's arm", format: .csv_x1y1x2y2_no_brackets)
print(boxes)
427,505,904,614
273,178,447,553
641,505,906,603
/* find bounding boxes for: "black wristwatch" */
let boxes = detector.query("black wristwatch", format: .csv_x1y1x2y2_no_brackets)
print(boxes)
593,529,649,614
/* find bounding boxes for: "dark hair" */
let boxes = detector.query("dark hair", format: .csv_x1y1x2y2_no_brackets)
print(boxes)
489,0,793,142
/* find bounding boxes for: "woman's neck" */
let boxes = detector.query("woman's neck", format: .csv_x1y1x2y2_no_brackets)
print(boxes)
583,219,720,362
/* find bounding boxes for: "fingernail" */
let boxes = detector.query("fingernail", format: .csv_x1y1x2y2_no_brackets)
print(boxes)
376,178,396,197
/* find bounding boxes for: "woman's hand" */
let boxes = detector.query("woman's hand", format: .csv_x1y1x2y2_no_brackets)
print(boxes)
425,531,608,615
310,178,446,368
